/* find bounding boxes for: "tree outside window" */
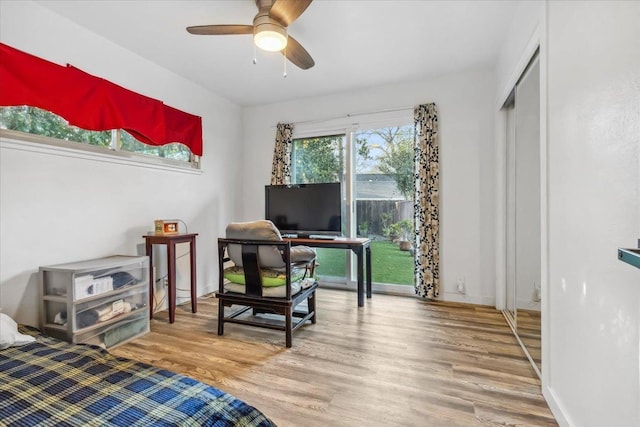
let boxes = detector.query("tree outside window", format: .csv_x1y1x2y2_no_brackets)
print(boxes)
0,106,193,163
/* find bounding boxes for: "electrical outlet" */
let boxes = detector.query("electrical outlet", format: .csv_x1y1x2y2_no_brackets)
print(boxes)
163,277,169,287
456,277,465,294
532,283,541,302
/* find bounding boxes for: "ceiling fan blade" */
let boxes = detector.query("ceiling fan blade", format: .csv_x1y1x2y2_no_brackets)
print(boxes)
186,25,254,35
269,0,313,26
282,35,314,69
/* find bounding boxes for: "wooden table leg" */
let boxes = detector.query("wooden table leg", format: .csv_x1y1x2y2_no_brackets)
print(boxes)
167,242,176,324
190,236,197,314
146,240,154,320
355,247,364,307
366,244,372,299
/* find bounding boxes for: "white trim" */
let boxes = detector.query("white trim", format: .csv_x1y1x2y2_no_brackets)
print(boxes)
539,2,558,424
438,292,496,307
372,282,415,296
543,386,571,427
345,130,355,278
0,130,202,174
293,107,413,127
494,109,507,310
319,282,495,305
293,109,413,138
293,126,351,140
319,281,416,297
497,25,542,109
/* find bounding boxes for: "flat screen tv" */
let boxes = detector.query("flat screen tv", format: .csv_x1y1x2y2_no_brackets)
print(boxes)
265,182,342,238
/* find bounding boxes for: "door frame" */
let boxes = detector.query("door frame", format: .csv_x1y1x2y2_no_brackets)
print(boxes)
495,29,547,382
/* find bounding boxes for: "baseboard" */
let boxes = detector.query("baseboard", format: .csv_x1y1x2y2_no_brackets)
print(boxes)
175,283,215,306
439,291,496,307
543,386,571,426
318,282,496,306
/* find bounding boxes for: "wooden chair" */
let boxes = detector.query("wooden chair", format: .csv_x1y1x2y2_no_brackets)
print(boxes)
216,221,318,348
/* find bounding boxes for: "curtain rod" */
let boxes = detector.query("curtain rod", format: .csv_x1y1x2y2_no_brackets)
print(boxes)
290,105,415,127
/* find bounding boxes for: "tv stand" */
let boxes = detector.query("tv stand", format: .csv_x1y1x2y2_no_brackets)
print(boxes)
283,236,372,307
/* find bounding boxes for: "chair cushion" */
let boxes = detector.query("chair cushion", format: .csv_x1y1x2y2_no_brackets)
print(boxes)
290,246,317,263
226,220,285,268
226,220,317,268
223,265,307,287
224,280,303,297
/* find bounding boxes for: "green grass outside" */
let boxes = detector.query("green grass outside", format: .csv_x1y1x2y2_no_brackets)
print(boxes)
314,240,414,285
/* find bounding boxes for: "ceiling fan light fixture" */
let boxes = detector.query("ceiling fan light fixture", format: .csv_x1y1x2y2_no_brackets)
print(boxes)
187,0,314,69
254,22,287,52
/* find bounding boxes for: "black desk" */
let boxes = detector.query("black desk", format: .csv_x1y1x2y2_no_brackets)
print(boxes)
284,237,372,307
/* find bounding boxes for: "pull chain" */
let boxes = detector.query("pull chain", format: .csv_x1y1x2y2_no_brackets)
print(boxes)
283,47,287,78
253,41,257,65
283,30,288,78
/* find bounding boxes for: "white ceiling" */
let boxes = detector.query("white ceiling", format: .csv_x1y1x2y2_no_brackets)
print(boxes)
35,0,519,107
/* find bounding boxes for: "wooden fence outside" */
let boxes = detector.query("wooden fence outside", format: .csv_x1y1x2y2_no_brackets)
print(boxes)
356,199,413,236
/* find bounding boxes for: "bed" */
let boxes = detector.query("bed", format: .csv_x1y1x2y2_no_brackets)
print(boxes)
0,325,276,427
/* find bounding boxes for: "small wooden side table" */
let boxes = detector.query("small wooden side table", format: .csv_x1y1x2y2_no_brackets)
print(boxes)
142,233,198,323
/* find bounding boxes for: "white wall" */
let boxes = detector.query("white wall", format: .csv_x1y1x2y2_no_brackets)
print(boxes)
546,1,640,426
241,69,497,305
496,1,640,425
0,1,242,326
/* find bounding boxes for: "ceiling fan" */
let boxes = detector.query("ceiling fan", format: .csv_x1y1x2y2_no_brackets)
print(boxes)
186,0,315,70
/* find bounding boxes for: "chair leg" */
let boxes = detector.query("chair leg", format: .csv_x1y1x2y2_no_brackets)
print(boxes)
285,307,293,348
217,299,224,336
308,291,317,324
308,260,316,278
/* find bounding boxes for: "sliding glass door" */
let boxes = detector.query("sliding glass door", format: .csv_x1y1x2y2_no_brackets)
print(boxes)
292,121,415,290
353,126,414,288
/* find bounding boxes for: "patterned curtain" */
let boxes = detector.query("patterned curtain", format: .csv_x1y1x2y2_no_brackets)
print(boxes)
270,123,294,185
413,104,440,298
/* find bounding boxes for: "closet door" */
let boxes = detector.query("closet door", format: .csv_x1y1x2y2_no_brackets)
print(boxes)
506,104,516,319
504,53,541,376
514,56,541,373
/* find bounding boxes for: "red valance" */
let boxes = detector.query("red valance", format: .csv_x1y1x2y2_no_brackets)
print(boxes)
0,42,203,156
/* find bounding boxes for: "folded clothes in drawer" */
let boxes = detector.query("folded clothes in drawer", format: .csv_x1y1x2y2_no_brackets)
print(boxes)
73,284,147,329
104,317,148,348
74,309,149,348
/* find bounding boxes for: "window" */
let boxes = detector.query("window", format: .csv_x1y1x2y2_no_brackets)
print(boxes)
0,106,195,166
1,42,202,166
292,134,347,281
292,134,344,184
292,122,415,290
120,130,192,162
0,106,111,147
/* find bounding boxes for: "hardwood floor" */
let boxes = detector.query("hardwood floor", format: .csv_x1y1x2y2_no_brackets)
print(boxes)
112,289,557,426
515,309,542,373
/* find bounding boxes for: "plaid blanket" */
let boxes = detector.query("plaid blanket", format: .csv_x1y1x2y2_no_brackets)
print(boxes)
0,329,275,427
